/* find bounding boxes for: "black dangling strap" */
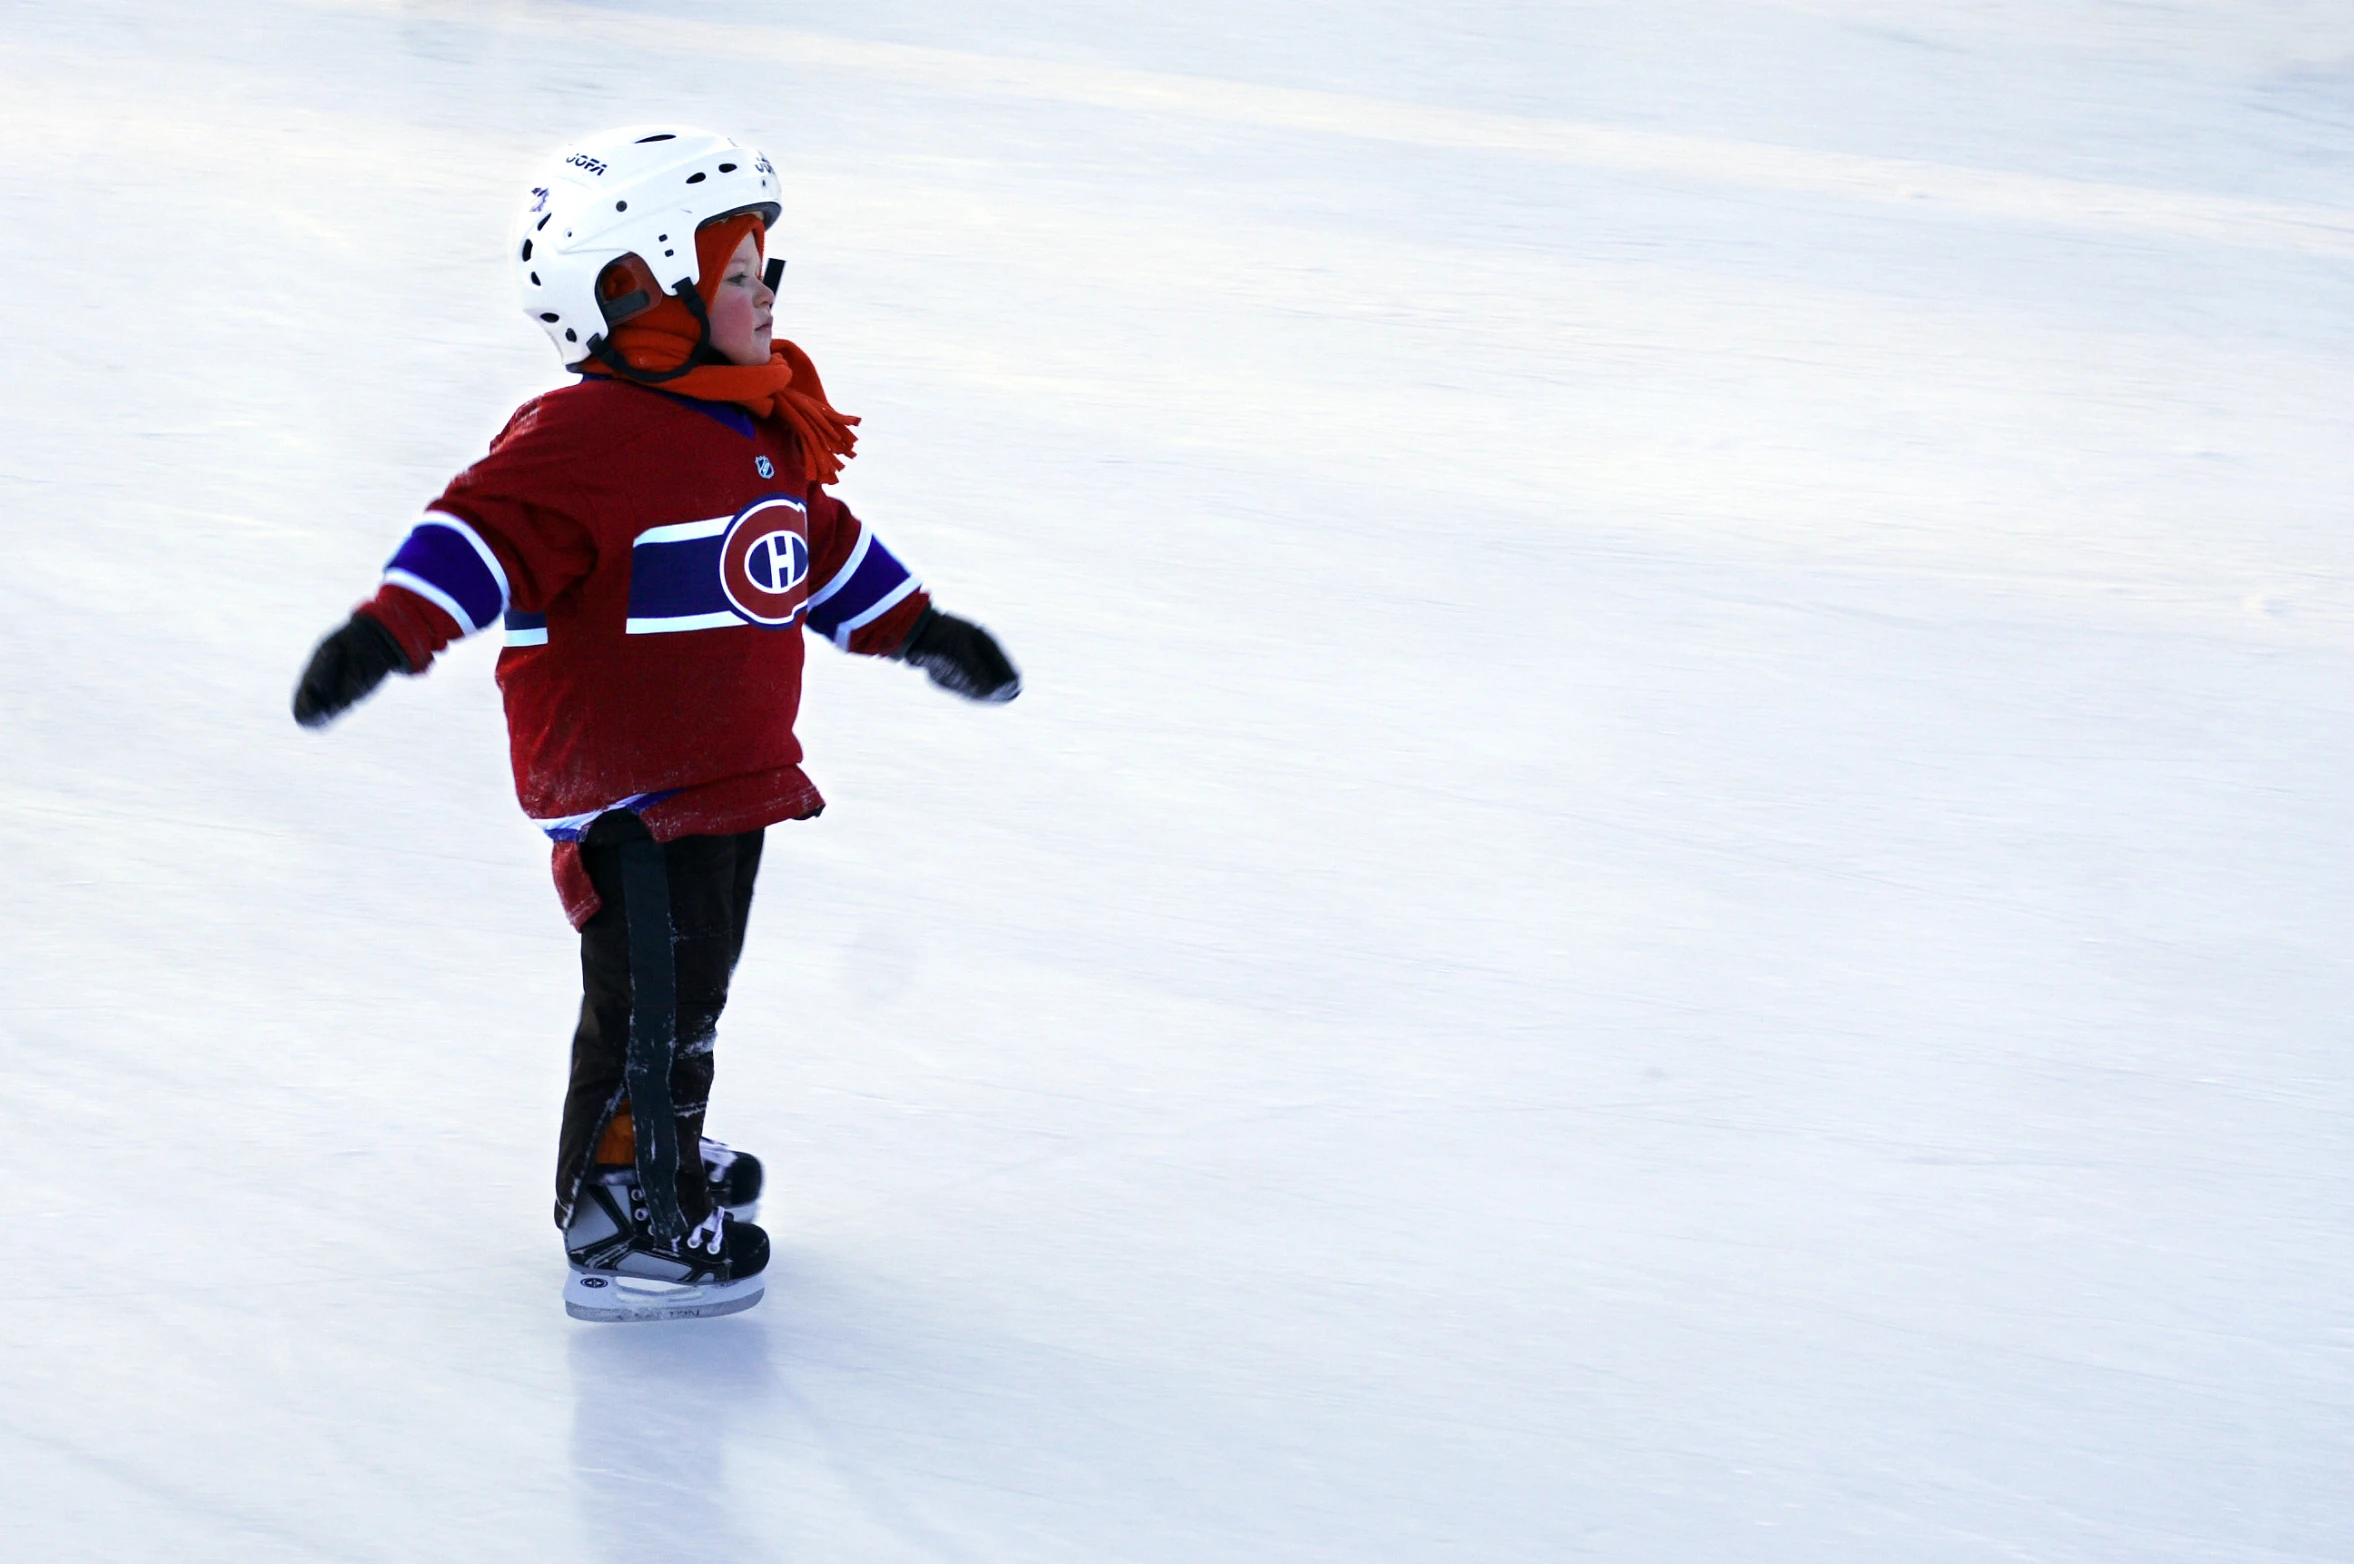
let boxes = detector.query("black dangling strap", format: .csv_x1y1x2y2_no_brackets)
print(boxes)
618,836,687,1242
582,276,719,387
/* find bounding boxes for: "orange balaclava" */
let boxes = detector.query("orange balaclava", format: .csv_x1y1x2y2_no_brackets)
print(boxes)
591,212,860,484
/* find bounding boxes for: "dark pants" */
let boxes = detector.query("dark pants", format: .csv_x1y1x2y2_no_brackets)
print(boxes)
552,814,765,1230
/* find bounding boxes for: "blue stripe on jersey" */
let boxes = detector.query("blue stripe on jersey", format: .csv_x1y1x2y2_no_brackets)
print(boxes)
504,609,548,648
625,518,741,635
806,527,921,649
383,513,508,635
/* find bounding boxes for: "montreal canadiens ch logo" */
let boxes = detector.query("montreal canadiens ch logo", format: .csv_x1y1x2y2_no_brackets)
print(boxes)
718,496,810,628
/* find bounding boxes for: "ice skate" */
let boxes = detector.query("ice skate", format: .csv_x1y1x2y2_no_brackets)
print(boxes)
564,1165,770,1323
701,1137,762,1216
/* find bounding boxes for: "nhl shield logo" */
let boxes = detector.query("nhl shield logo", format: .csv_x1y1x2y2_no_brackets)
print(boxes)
718,496,811,628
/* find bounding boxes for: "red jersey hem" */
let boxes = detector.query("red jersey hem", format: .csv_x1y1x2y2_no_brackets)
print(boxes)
549,767,827,929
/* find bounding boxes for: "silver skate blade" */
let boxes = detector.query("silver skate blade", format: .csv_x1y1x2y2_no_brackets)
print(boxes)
564,1269,764,1324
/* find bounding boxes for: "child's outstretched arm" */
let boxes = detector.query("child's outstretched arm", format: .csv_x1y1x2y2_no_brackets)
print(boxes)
802,487,1020,703
288,513,511,729
289,400,594,730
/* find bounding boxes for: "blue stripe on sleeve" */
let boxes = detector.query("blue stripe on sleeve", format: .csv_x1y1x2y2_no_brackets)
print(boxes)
383,516,507,635
806,531,918,647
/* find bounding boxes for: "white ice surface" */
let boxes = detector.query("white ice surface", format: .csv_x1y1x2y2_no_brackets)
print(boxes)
3,1,2352,1558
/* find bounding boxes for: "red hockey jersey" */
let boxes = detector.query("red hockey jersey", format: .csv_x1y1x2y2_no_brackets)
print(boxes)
359,377,929,922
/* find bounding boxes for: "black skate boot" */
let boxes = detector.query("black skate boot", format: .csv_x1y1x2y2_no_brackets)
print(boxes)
563,1165,771,1323
700,1137,762,1214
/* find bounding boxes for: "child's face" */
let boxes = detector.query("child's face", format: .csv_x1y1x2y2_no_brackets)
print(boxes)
709,232,775,366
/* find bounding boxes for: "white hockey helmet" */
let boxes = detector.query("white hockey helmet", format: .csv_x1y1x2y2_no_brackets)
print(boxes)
514,125,783,372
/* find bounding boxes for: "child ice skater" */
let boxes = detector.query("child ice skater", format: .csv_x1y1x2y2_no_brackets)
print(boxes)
291,127,1019,1321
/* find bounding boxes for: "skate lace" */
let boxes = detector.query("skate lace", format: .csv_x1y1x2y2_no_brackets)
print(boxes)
686,1208,727,1255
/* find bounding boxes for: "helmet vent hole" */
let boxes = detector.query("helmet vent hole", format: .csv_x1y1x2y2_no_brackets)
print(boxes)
530,271,541,285
565,328,578,342
519,238,533,261
539,312,560,322
615,200,628,211
686,171,706,184
636,133,676,143
537,214,551,231
718,162,737,173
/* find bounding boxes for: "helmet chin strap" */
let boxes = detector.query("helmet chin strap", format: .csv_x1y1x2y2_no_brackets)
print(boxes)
583,277,720,386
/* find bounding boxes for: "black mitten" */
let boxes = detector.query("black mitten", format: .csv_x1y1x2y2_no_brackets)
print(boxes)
292,613,410,728
895,607,1021,703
